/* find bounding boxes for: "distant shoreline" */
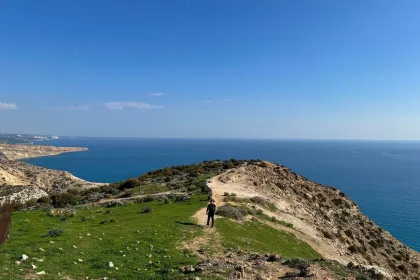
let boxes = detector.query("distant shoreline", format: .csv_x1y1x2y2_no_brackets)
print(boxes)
0,143,88,161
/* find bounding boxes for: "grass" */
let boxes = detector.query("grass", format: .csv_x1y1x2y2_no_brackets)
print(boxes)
0,195,208,280
216,218,320,259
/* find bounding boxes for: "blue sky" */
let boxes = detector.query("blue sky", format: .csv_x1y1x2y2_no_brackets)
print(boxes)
1,1,420,139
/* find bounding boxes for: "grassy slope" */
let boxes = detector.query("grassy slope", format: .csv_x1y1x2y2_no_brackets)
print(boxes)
1,193,322,279
217,219,320,259
0,196,207,280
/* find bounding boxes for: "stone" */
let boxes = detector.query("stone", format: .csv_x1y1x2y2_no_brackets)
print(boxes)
266,254,281,262
21,254,29,261
108,262,114,268
36,271,46,275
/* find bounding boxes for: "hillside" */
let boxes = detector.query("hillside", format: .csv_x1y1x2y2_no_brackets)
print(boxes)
0,157,102,198
0,160,419,279
0,144,87,160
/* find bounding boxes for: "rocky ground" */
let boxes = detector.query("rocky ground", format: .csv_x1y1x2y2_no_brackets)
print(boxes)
186,162,420,280
0,157,103,201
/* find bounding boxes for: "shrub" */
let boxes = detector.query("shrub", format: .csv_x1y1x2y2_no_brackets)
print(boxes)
44,228,65,238
250,196,266,205
103,201,125,208
37,196,52,204
117,178,140,190
100,219,115,224
216,205,245,220
142,196,154,202
283,258,308,268
24,199,38,208
174,195,190,203
230,193,237,197
164,198,170,204
50,193,79,208
142,207,152,213
223,192,230,197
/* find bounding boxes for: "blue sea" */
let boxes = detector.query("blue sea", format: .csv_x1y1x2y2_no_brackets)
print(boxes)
23,138,420,251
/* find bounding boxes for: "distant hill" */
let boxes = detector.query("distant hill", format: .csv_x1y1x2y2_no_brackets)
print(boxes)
0,143,87,160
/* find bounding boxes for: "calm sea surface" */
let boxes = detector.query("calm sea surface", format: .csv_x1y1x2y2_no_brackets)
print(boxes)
23,138,420,251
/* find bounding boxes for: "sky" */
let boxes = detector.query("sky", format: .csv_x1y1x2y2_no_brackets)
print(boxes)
1,0,420,139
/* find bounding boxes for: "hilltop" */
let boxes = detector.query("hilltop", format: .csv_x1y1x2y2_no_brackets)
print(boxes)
0,160,419,279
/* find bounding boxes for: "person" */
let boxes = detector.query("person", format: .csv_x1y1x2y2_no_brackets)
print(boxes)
206,199,216,227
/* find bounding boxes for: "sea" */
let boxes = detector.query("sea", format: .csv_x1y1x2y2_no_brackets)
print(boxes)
23,138,420,251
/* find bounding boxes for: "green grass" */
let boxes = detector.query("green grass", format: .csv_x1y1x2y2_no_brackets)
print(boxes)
0,195,207,280
216,218,320,259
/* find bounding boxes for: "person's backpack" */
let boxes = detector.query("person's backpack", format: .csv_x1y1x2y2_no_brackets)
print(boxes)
208,203,216,213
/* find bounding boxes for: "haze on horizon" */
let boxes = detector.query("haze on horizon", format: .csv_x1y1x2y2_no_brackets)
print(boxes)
1,1,420,140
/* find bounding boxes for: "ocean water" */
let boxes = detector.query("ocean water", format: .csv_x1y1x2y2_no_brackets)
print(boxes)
23,138,420,251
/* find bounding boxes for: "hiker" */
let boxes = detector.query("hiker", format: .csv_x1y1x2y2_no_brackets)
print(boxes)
206,199,216,227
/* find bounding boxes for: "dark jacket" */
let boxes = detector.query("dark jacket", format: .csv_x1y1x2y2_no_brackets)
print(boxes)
207,203,216,215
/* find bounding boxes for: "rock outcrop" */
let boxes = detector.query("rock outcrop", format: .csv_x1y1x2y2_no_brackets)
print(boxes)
0,157,103,193
216,161,420,279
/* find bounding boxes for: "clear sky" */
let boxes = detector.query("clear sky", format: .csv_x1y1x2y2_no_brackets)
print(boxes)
1,1,420,139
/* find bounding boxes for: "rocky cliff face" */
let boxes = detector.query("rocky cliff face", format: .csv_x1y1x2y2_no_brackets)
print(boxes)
217,161,420,279
0,144,87,160
0,157,103,193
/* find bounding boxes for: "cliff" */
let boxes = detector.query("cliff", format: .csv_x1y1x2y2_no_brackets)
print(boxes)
208,161,420,279
0,157,103,197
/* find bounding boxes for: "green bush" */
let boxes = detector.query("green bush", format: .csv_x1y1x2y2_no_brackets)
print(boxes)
100,219,115,224
142,196,154,203
37,196,52,204
174,195,190,203
44,228,65,238
142,207,152,213
24,199,37,208
117,178,141,190
50,193,79,208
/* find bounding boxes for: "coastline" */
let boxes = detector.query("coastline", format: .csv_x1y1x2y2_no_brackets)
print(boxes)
0,143,88,161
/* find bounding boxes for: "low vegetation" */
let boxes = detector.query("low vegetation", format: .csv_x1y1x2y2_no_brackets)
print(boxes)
216,218,319,259
0,195,207,280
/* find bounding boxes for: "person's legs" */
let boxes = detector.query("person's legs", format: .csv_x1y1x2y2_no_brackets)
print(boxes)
211,213,215,227
206,214,211,226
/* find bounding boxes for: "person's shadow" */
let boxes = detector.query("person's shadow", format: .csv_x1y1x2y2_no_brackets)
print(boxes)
175,221,203,228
